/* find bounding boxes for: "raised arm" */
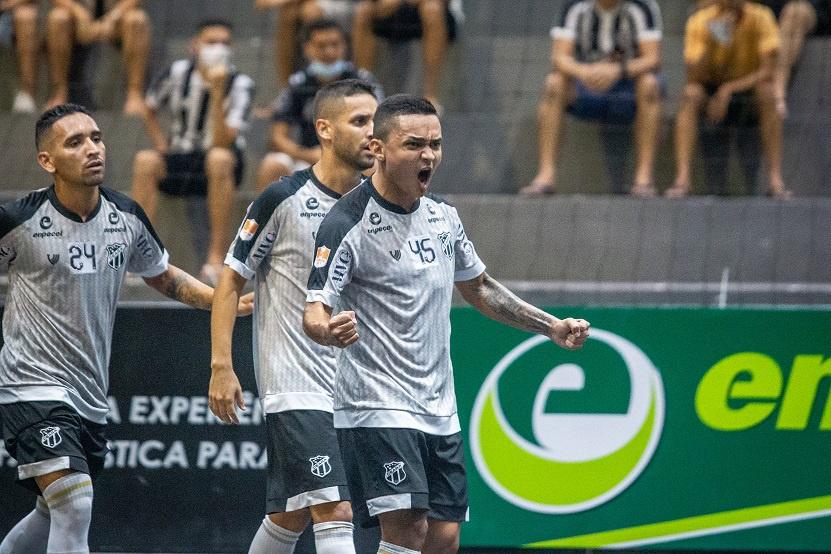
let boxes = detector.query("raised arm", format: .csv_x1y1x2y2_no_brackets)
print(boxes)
303,301,358,348
455,272,590,350
209,266,249,424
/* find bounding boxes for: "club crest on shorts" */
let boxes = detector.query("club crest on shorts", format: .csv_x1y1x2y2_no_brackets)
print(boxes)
437,232,453,259
309,455,332,478
40,426,62,448
106,243,127,270
384,461,406,485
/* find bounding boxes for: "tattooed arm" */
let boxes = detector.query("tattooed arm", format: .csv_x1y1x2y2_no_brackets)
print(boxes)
144,265,255,313
455,272,590,350
143,264,214,309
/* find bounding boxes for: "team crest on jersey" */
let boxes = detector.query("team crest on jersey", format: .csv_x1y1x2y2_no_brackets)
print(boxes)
309,455,332,478
384,461,406,485
239,219,259,241
437,232,453,259
106,243,127,270
314,246,331,268
389,249,401,261
40,426,62,448
47,254,59,265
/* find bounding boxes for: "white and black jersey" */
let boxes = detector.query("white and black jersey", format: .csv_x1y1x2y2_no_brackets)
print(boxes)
306,180,485,435
552,0,662,63
226,168,348,414
146,59,255,153
0,186,168,424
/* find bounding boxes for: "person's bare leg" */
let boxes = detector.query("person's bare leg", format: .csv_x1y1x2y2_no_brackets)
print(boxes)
775,0,816,118
378,509,428,552
13,3,39,104
205,147,237,269
666,81,706,197
256,153,292,192
118,7,150,116
275,2,301,89
130,149,165,221
520,72,575,195
756,80,790,198
46,6,75,109
422,519,460,554
631,72,661,197
418,0,448,106
352,0,377,70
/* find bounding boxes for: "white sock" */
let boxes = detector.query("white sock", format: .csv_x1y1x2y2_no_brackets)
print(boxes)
248,517,302,554
313,521,355,554
0,496,50,554
42,473,93,554
378,540,420,554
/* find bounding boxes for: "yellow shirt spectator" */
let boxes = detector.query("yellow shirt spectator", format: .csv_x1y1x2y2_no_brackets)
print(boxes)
685,2,780,85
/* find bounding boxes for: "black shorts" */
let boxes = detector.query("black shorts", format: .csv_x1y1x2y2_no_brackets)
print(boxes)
160,148,245,197
372,1,458,42
337,427,468,528
812,0,831,35
0,401,108,493
264,410,350,514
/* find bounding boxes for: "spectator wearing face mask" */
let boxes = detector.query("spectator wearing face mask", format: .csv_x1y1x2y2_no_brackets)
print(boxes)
256,17,383,190
130,18,255,284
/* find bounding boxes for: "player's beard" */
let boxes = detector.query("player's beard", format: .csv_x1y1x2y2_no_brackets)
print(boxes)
334,139,374,172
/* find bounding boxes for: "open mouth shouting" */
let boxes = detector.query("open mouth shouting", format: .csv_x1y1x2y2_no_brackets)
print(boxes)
418,166,433,188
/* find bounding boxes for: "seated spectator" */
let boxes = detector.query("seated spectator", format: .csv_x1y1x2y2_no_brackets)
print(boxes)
1,0,39,113
257,17,382,190
352,0,462,107
254,0,354,89
757,0,831,117
130,19,255,284
46,0,150,115
521,0,663,197
667,0,790,198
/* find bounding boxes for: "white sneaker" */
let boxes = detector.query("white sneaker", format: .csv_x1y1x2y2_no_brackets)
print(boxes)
12,91,36,114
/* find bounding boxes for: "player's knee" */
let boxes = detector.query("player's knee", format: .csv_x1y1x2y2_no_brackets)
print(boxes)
310,500,353,523
133,149,163,176
353,1,375,25
681,82,706,107
267,509,310,532
419,0,445,22
542,72,568,100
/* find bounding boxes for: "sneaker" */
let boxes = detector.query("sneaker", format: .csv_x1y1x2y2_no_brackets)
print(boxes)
12,91,36,114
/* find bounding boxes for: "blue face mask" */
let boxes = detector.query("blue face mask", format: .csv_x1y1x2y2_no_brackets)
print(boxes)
307,60,348,80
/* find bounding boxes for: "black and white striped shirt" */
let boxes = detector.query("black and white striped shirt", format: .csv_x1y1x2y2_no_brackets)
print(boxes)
551,0,662,63
146,59,255,154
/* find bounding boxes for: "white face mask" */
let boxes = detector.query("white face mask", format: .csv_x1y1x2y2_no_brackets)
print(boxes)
307,59,348,80
199,43,231,68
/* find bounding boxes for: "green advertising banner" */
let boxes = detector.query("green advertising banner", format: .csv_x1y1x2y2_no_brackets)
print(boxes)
452,307,831,551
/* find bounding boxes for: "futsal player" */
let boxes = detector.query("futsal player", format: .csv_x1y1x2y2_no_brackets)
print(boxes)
304,94,590,554
208,79,378,554
0,103,253,554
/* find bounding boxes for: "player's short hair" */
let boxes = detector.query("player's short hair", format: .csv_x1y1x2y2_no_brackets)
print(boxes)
373,94,438,141
197,18,233,33
302,17,345,43
35,103,93,150
313,79,377,121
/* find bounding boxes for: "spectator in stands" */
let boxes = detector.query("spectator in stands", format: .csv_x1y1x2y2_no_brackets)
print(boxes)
257,18,382,191
521,0,663,197
1,0,39,113
45,0,150,115
757,1,831,117
667,0,791,198
255,0,354,90
351,0,462,108
130,19,255,284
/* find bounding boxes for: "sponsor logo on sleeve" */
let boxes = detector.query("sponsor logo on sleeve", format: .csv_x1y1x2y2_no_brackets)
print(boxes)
239,219,259,241
369,212,381,225
306,197,319,210
314,246,331,268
